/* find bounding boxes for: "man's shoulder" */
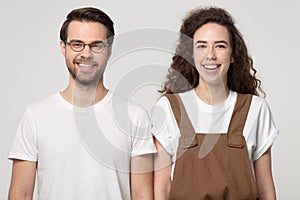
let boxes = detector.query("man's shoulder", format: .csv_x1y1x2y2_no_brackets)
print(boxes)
108,91,149,121
109,91,146,112
26,93,60,114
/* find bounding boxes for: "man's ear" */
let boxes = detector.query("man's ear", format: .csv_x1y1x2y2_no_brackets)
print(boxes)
107,46,112,59
60,40,66,56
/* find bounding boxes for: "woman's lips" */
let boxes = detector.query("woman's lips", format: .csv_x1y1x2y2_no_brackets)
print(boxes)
202,64,220,70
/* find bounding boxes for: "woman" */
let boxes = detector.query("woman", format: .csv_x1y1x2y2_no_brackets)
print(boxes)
152,7,278,200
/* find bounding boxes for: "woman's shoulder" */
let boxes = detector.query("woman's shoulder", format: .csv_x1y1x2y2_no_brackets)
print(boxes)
156,90,194,105
236,93,271,115
177,89,194,98
236,92,266,107
250,94,267,109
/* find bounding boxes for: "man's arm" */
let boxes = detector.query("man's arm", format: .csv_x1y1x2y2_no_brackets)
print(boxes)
131,154,154,200
254,147,276,200
8,159,37,200
153,139,171,200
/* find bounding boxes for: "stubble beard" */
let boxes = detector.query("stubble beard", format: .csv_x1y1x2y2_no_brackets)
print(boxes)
67,60,105,87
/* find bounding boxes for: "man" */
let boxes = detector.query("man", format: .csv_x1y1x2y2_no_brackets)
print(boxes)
8,7,155,200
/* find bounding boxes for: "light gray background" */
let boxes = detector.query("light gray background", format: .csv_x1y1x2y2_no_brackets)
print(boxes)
1,0,299,199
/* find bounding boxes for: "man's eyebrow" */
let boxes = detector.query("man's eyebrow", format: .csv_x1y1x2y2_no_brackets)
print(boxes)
68,39,105,44
68,39,83,43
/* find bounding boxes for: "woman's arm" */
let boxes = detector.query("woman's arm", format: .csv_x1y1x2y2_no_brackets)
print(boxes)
254,147,276,200
131,154,154,200
154,139,172,200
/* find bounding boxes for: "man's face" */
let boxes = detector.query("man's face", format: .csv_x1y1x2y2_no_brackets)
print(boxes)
60,21,111,86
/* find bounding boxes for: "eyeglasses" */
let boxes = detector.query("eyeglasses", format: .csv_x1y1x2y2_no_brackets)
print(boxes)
65,41,109,53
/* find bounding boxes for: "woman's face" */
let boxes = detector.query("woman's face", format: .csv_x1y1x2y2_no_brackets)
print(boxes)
193,22,233,87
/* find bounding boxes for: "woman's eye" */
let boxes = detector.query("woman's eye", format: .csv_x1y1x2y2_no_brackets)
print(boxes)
216,44,226,48
196,45,206,49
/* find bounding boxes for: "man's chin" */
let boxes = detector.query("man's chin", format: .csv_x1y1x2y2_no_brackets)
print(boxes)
74,74,103,87
75,79,99,86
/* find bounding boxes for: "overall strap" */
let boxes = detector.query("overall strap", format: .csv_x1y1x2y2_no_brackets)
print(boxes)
227,93,253,148
165,94,197,148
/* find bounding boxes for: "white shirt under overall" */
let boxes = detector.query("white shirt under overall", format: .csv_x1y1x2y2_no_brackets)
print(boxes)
151,90,279,179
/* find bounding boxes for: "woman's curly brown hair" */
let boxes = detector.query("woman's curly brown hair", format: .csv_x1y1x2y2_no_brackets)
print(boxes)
161,7,265,97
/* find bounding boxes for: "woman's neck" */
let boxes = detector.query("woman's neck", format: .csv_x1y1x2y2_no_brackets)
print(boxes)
194,82,229,105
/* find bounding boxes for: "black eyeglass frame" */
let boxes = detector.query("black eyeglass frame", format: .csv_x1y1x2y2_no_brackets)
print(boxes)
64,40,109,53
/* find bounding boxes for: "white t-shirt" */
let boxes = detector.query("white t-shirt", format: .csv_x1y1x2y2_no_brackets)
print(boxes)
8,91,156,200
151,90,279,178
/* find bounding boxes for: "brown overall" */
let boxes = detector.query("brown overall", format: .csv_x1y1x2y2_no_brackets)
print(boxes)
165,93,258,200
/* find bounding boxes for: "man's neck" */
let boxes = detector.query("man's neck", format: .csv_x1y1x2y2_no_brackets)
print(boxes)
60,81,108,107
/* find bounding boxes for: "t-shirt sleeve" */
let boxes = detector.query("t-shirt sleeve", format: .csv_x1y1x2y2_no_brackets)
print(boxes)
130,106,156,157
253,100,279,161
151,96,180,163
8,107,38,161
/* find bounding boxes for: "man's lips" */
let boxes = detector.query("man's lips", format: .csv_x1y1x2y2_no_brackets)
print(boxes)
78,63,96,67
75,61,98,68
75,62,98,72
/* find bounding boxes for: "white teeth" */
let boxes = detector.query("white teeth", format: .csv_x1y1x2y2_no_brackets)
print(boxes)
79,63,93,67
204,65,217,70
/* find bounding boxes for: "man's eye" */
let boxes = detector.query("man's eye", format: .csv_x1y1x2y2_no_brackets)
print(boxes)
92,43,105,48
72,43,84,48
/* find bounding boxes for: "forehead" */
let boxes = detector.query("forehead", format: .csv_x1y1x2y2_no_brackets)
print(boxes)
193,23,230,42
67,21,107,42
